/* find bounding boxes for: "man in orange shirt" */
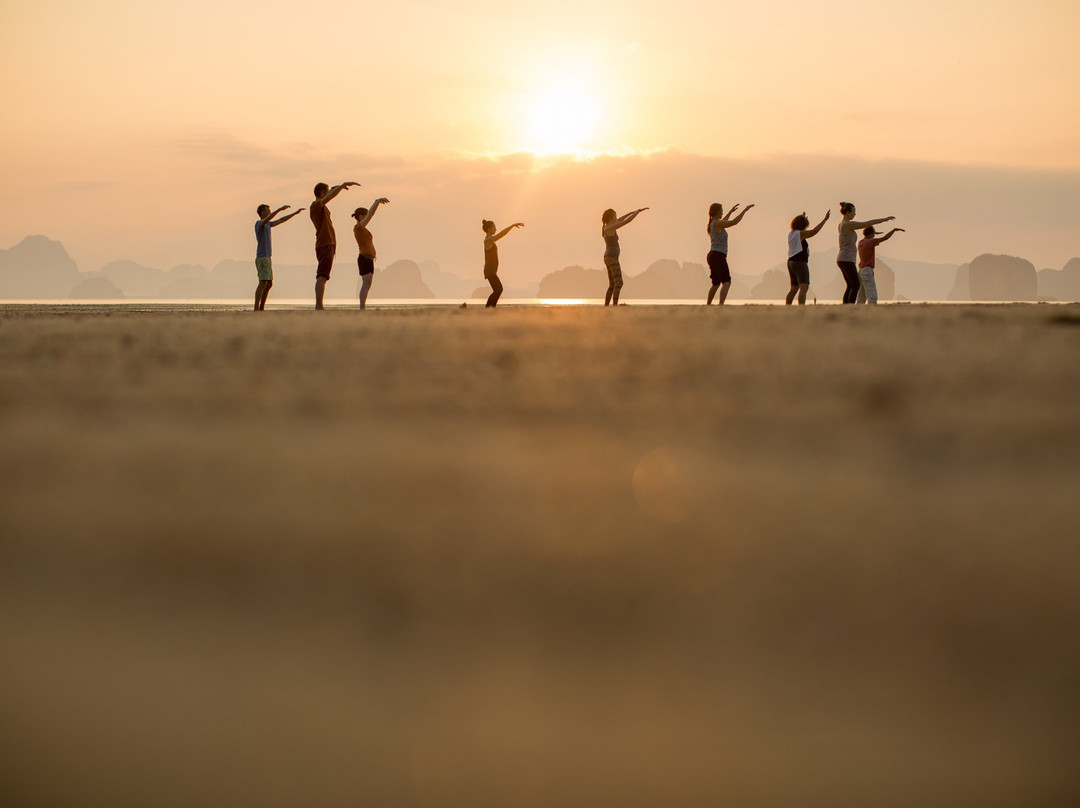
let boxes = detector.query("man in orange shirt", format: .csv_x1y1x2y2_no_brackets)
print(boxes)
310,180,360,309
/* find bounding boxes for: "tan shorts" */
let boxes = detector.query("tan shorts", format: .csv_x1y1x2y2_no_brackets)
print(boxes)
255,257,273,281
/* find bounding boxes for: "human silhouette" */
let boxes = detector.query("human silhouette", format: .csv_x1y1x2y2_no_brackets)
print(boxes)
309,180,360,309
786,210,830,306
481,220,524,308
705,202,754,305
351,198,389,309
601,207,648,305
857,225,905,304
253,203,304,311
837,202,894,304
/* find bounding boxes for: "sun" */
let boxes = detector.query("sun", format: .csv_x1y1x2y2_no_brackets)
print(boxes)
523,78,600,155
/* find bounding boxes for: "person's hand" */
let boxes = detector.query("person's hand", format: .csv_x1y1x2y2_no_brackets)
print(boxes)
281,204,291,210
377,197,390,204
895,228,906,232
885,215,895,222
639,207,650,213
729,203,741,213
744,203,755,211
344,181,361,189
823,209,831,220
513,222,524,228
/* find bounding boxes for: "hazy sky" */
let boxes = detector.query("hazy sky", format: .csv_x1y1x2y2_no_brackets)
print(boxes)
2,0,1078,276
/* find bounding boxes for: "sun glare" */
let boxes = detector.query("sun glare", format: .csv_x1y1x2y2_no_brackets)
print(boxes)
523,78,600,155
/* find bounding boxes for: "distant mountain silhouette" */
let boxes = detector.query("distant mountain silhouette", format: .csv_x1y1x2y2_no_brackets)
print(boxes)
537,260,757,301
0,235,79,299
370,260,435,299
751,268,790,300
70,275,124,299
100,260,168,297
622,259,692,299
1037,257,1080,301
537,266,608,299
949,263,972,301
2,235,1070,303
420,261,479,298
967,254,1038,301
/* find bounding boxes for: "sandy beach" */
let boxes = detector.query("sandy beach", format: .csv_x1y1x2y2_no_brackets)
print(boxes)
1,302,1078,806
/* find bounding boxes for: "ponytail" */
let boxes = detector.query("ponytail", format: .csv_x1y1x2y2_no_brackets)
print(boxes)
707,202,723,234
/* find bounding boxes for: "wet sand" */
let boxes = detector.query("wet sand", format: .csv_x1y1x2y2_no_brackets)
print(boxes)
1,302,1079,807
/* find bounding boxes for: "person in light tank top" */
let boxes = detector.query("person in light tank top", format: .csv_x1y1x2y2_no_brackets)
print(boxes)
836,202,894,305
705,202,754,305
786,210,831,306
351,198,389,310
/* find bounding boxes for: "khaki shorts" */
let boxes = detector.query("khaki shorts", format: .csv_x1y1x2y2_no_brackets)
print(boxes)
255,257,273,281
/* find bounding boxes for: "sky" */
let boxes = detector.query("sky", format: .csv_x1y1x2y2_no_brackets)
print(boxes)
1,0,1078,279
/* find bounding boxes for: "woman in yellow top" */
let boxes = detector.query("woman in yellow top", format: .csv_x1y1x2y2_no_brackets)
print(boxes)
351,198,389,309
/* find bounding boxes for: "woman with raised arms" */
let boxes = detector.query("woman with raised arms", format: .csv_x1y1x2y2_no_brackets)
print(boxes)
601,207,648,306
482,219,524,308
351,198,389,309
705,202,754,305
786,210,831,306
836,201,894,304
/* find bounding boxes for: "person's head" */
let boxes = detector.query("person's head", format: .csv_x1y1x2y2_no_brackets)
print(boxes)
707,203,723,233
314,182,329,198
863,226,877,237
256,204,270,218
352,207,369,220
482,219,495,234
840,201,856,219
602,208,616,225
791,214,810,231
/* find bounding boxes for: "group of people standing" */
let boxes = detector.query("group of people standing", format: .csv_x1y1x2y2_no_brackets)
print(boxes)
785,202,905,306
254,183,904,310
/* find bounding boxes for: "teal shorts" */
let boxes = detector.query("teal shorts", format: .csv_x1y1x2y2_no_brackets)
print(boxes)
255,257,273,281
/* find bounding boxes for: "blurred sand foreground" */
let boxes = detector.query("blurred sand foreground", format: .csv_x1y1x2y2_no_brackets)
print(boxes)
1,303,1078,807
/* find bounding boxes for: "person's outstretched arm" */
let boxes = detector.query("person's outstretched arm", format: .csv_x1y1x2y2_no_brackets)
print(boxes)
358,198,389,227
610,208,649,231
271,207,306,227
718,203,755,228
318,181,361,205
803,209,831,238
845,214,895,231
876,227,905,243
261,205,289,224
485,222,525,245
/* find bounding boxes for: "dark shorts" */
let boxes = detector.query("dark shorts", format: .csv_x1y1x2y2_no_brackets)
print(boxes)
357,254,375,276
787,260,810,286
707,251,730,285
316,244,336,280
